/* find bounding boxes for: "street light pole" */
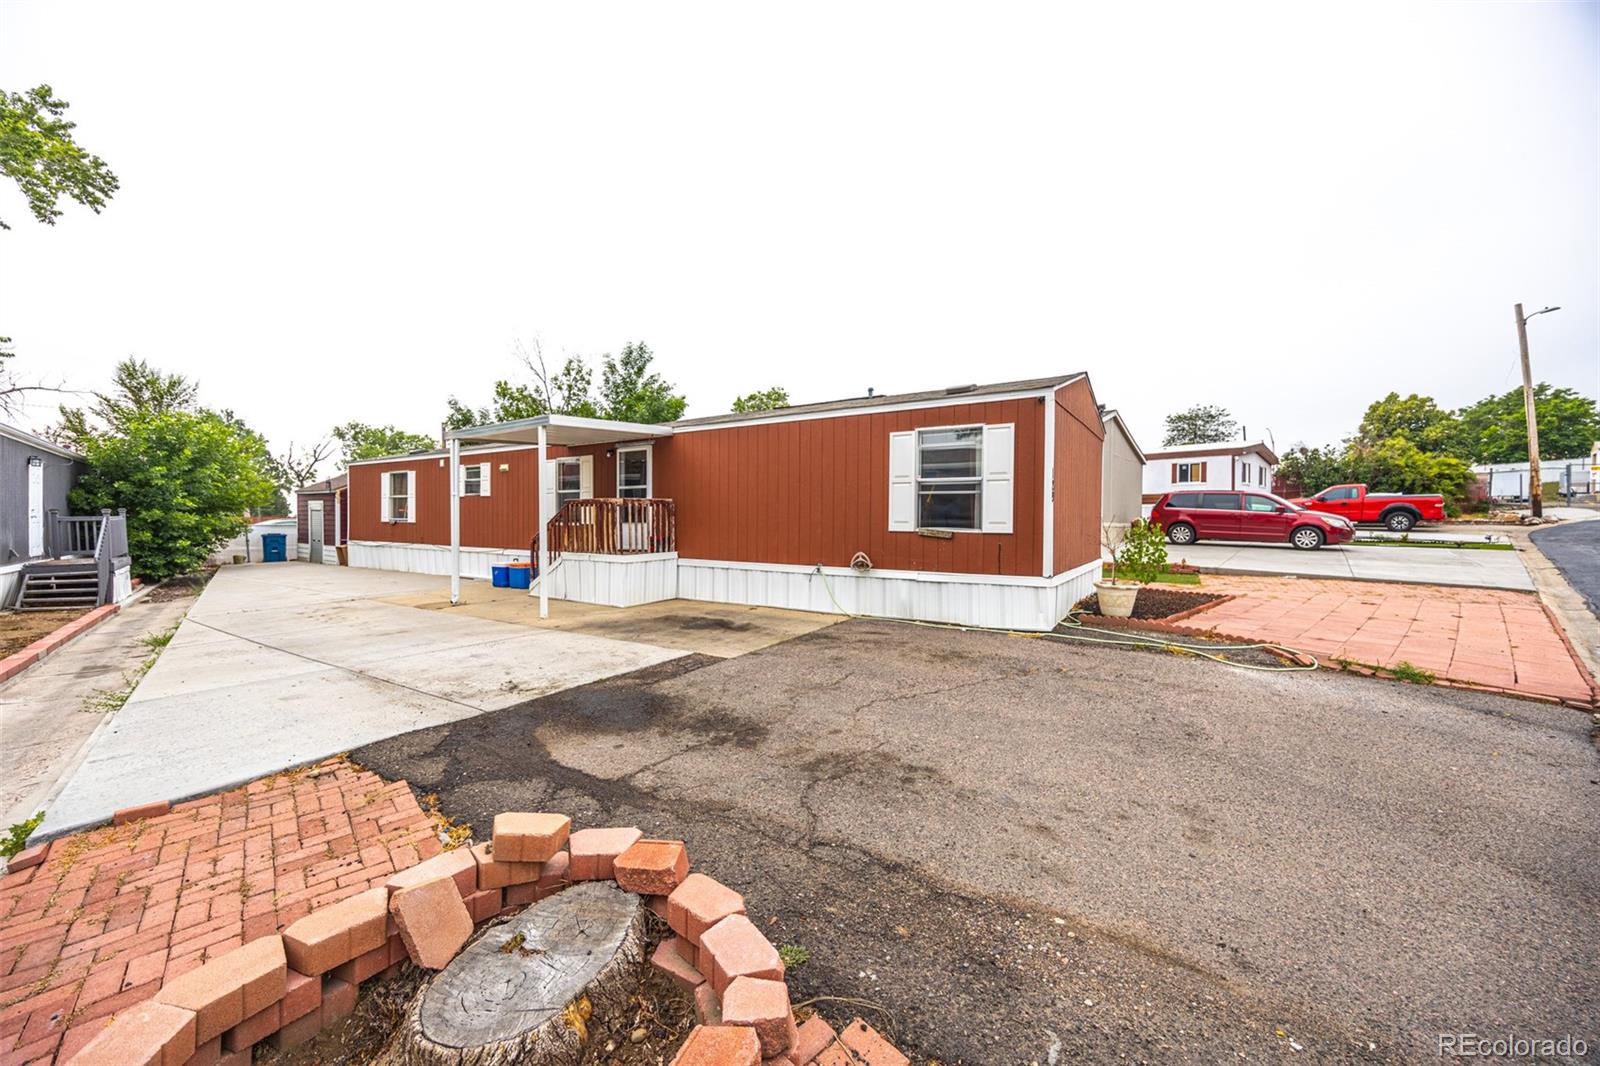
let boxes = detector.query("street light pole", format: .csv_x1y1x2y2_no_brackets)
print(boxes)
1514,303,1560,519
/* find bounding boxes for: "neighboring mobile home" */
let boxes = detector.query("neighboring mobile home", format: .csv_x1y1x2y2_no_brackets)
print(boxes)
1099,409,1145,531
1141,440,1279,516
294,473,348,565
346,374,1107,631
0,422,132,609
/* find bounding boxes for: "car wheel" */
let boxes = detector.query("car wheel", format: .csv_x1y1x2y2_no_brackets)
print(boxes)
1384,510,1416,532
1167,522,1196,545
1291,526,1325,550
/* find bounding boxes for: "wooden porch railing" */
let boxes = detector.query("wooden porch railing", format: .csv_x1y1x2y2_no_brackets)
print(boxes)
530,498,676,568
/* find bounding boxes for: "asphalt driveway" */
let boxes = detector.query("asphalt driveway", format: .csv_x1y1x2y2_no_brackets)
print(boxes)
353,620,1599,1063
1532,519,1600,617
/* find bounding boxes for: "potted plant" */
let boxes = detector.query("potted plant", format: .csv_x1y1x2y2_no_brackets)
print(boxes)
1094,519,1168,618
1095,522,1141,618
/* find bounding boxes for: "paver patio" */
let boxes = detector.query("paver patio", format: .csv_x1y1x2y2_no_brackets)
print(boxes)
1168,575,1595,704
0,759,436,1065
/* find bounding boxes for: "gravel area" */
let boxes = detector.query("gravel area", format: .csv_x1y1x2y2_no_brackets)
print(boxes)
353,619,1600,1064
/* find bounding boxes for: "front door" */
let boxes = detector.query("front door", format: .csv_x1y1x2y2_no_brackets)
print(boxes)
307,501,324,564
26,459,43,558
616,447,652,551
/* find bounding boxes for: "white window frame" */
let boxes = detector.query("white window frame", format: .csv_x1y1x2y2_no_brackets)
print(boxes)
381,469,416,523
460,462,491,497
556,457,583,506
616,445,653,499
915,424,984,532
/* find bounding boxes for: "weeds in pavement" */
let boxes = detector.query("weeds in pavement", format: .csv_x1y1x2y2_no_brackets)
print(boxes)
778,943,811,968
1389,661,1436,684
1,812,43,858
80,622,180,713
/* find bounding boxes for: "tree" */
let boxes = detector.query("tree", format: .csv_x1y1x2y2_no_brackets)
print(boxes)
598,342,686,423
1162,404,1237,447
268,438,334,489
1,85,118,229
1273,445,1351,497
1344,437,1475,503
71,410,276,579
1455,384,1600,464
58,358,198,448
331,422,435,466
731,387,790,413
1355,392,1462,455
0,346,71,417
444,397,488,431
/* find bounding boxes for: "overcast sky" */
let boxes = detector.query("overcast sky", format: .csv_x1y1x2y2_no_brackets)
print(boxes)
2,2,1595,470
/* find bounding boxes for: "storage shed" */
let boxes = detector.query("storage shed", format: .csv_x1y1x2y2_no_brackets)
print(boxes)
1099,409,1146,532
294,472,347,565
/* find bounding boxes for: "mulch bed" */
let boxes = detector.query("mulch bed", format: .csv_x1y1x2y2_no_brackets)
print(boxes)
1074,588,1224,621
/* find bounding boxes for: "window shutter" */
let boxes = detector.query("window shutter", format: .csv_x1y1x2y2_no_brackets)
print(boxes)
456,463,467,496
479,462,491,497
405,472,416,523
542,460,558,521
380,473,391,522
578,456,594,499
1171,463,1179,483
1199,461,1207,482
981,423,1014,533
888,432,915,532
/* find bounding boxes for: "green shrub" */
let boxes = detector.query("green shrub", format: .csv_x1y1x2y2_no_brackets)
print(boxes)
1116,519,1169,585
2,812,43,858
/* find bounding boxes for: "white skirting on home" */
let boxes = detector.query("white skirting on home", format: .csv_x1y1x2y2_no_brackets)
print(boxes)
0,563,21,609
112,565,132,605
676,557,1101,632
295,544,343,565
348,541,529,579
535,552,679,608
346,540,1098,631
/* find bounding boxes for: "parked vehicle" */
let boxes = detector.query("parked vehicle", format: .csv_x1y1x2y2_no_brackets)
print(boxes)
1150,490,1355,550
1290,483,1446,532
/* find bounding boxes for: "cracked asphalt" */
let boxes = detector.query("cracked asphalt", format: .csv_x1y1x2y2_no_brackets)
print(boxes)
352,619,1600,1064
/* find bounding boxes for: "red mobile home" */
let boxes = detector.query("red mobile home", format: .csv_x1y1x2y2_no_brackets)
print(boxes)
346,374,1107,630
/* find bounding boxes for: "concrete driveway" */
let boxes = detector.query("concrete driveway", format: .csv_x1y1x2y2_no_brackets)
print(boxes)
37,564,701,838
353,621,1599,1063
1172,539,1535,590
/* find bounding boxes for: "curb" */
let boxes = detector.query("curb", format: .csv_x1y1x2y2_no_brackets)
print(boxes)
0,603,119,686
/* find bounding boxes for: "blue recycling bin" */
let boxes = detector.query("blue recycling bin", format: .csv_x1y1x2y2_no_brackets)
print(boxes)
491,565,511,588
261,533,288,562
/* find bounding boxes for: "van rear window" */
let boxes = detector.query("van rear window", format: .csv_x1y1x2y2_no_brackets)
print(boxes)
1167,493,1200,508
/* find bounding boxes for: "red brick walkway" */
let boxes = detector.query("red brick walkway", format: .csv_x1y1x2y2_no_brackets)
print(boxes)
1169,576,1596,704
0,759,437,1065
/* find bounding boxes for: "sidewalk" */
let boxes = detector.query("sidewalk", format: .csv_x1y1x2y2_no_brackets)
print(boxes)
0,594,197,834
1170,575,1594,705
1168,541,1534,591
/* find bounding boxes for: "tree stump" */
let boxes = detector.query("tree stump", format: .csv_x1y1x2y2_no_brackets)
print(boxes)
378,882,646,1066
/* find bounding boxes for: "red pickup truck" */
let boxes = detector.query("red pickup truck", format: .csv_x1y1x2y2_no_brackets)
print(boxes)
1291,484,1446,531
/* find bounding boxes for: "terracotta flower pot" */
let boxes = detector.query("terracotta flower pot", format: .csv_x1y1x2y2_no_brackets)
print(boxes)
1093,580,1141,618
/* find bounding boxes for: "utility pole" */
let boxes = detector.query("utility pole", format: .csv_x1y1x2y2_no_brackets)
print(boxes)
1514,303,1561,518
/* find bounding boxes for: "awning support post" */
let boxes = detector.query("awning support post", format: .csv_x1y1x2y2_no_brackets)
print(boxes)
448,436,461,605
537,424,549,619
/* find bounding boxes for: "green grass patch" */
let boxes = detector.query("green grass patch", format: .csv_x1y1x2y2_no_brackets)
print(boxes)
1352,539,1512,551
777,944,810,968
1389,661,1436,684
1103,565,1200,585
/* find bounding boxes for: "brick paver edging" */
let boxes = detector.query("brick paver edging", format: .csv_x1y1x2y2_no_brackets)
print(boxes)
0,605,121,687
13,782,911,1065
0,758,438,1065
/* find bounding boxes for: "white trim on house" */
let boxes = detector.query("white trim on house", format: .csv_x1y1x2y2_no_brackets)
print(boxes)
350,540,529,578
616,443,654,497
670,380,1077,433
379,469,416,523
1042,397,1056,578
0,422,83,462
535,551,679,608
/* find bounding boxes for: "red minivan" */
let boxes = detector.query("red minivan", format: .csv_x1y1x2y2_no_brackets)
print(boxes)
1149,490,1355,550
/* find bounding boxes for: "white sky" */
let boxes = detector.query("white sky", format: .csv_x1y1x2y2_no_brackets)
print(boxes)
2,2,1595,471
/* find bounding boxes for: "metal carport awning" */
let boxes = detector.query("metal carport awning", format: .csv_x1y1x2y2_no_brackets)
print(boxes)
444,416,675,616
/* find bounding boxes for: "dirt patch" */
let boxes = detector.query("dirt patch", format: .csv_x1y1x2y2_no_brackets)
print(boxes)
0,610,87,657
145,572,211,602
1074,587,1224,621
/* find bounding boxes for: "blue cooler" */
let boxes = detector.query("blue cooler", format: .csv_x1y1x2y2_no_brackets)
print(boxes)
491,565,511,588
508,562,532,589
261,533,288,562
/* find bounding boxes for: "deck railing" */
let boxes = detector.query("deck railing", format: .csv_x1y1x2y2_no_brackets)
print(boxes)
531,497,676,567
46,511,105,558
